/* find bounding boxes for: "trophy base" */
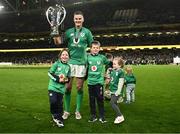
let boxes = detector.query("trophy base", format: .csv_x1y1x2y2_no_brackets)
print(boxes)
50,25,60,37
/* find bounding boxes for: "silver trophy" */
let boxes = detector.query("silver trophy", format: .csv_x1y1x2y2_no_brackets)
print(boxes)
46,4,66,37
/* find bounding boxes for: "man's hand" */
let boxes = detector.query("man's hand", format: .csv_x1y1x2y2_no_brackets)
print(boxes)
53,36,61,45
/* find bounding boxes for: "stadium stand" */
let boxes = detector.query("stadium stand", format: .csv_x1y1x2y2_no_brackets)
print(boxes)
0,0,180,64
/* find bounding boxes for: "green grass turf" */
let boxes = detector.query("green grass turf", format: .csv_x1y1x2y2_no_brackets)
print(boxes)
0,65,180,133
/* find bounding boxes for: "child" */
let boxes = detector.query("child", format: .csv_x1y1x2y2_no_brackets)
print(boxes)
48,49,71,127
108,57,125,124
87,41,111,123
124,66,136,104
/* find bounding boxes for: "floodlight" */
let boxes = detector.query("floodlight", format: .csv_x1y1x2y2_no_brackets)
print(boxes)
0,5,5,10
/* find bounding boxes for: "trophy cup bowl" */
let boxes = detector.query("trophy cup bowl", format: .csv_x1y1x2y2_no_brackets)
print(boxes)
46,4,66,37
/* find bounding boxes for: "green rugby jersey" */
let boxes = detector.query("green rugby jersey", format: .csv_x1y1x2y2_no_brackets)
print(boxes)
48,60,71,94
125,73,136,84
87,53,110,85
64,27,93,65
109,69,125,93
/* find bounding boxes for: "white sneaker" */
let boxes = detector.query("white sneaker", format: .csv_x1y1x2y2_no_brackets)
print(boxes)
52,118,64,127
75,111,82,120
114,115,124,124
62,111,70,120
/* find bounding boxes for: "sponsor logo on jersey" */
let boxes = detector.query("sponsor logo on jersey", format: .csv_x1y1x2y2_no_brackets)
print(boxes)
91,66,97,71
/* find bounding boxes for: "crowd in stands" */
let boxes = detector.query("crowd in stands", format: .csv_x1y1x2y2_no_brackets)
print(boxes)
0,52,58,64
96,33,180,46
0,49,179,65
0,40,58,49
105,49,178,65
0,32,180,49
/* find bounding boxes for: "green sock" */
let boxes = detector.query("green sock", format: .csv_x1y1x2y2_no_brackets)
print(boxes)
64,91,71,112
76,90,83,112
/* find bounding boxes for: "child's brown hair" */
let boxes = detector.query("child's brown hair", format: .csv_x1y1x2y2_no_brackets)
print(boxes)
58,49,70,58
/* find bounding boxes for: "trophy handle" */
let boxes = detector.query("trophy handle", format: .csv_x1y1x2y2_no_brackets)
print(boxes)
46,6,54,26
58,6,66,26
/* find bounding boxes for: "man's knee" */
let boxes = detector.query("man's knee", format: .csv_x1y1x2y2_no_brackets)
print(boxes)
76,81,84,90
66,82,72,91
76,85,83,90
66,86,72,91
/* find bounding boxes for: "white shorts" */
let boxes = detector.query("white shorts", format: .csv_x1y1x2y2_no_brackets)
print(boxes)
69,64,86,78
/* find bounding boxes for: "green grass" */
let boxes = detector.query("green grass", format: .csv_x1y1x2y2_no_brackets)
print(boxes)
0,65,180,133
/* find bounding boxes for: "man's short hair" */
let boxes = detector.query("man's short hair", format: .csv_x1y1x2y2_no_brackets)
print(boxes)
74,11,84,16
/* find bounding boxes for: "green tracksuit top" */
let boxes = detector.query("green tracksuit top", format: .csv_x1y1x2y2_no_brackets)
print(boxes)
48,60,71,94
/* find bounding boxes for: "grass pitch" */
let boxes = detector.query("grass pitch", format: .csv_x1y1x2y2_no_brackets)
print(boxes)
0,65,180,133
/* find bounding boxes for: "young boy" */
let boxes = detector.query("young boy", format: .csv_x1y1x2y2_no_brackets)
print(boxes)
124,66,136,104
108,57,125,124
87,41,111,123
48,49,71,127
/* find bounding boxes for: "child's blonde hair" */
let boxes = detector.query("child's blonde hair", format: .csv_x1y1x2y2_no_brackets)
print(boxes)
113,56,124,68
126,65,133,73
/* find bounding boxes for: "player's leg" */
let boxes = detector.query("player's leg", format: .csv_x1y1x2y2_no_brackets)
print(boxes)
96,84,106,123
74,65,86,119
63,78,73,119
88,85,97,122
126,85,131,103
57,92,64,126
131,85,135,102
75,77,84,119
110,94,124,124
110,94,122,117
63,64,75,119
48,90,64,127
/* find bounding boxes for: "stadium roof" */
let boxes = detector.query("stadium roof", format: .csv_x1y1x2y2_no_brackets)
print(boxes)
1,0,180,14
0,0,105,14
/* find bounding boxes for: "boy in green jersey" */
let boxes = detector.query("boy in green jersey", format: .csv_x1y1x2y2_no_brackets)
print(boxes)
87,41,111,123
108,57,125,124
124,66,136,104
48,49,71,127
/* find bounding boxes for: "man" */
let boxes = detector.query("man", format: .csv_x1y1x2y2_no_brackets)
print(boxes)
54,11,94,120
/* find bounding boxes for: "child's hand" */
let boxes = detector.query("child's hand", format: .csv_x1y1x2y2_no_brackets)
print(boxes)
105,78,110,84
115,91,120,96
59,74,65,83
